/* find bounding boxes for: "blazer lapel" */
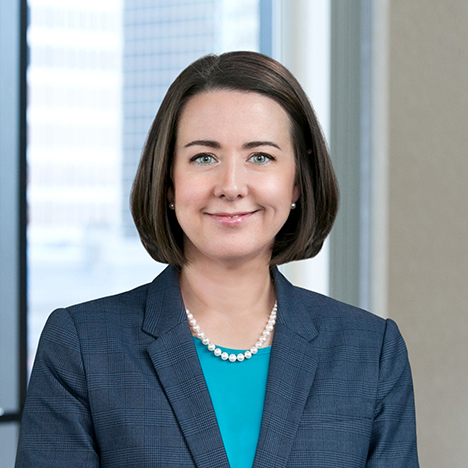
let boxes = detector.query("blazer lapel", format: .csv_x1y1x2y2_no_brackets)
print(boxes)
253,269,320,468
142,266,230,468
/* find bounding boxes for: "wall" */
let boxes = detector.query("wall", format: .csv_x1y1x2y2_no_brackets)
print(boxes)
376,1,468,466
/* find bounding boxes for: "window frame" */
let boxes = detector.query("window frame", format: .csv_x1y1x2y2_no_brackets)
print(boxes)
0,0,28,448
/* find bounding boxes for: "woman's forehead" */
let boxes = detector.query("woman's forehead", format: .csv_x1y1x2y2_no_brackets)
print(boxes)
175,90,293,148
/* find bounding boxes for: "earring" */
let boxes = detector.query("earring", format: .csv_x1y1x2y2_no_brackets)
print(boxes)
291,202,296,210
169,203,175,210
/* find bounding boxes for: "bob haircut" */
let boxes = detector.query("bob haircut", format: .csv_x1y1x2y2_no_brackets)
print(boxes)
131,51,339,266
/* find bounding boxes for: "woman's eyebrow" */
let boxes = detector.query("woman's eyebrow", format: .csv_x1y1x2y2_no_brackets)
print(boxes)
242,140,281,150
183,139,281,150
184,139,221,148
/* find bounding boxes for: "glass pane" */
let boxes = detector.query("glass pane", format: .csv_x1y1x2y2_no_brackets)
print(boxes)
26,0,260,372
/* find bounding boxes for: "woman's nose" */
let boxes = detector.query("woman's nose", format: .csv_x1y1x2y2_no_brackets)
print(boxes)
213,159,248,201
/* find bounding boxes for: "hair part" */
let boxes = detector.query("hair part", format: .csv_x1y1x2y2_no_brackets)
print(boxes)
131,51,339,266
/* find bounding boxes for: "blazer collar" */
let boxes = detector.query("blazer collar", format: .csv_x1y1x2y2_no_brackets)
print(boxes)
142,265,320,468
142,265,230,468
142,265,319,340
141,264,186,337
272,266,319,342
253,268,320,467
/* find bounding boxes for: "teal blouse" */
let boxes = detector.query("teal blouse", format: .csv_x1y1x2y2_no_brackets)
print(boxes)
193,337,271,468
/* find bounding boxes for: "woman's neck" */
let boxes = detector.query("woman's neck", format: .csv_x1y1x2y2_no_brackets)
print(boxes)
179,258,276,349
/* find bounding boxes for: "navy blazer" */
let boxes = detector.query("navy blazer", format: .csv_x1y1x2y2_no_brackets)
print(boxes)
16,265,419,467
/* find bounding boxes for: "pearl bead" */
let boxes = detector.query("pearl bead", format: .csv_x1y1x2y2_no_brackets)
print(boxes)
186,301,277,363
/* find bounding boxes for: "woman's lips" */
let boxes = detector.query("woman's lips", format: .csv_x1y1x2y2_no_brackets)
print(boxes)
207,211,257,225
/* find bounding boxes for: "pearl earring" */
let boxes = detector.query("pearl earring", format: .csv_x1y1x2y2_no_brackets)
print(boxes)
169,203,175,210
291,202,296,210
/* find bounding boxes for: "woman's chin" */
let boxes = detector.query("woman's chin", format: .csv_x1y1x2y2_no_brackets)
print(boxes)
186,244,272,267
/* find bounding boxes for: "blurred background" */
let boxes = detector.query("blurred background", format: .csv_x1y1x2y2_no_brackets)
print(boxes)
1,0,467,466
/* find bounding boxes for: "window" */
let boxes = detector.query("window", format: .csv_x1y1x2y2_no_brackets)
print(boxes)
26,0,264,374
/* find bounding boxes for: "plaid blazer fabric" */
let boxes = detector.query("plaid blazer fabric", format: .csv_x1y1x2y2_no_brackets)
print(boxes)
16,265,419,467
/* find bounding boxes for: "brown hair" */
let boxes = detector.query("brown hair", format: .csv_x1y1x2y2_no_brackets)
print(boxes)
131,51,339,266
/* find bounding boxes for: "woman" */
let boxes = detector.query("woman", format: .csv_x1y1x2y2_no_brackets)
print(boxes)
16,52,419,467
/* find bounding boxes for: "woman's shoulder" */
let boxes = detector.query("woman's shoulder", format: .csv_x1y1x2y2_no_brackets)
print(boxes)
301,286,389,335
275,268,387,330
284,283,408,374
43,265,180,334
275,274,407,360
299,285,385,323
40,284,157,349
38,282,155,356
60,282,151,320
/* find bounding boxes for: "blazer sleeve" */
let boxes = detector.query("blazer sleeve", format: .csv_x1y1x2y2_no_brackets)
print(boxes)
366,318,419,467
16,308,99,467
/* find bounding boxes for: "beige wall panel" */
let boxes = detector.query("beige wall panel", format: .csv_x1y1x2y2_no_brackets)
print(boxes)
386,1,468,466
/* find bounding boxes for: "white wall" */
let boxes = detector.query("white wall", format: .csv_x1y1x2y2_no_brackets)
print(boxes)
373,1,468,466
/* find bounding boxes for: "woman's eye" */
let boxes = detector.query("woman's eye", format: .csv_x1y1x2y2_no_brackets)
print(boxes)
250,153,272,164
193,154,215,165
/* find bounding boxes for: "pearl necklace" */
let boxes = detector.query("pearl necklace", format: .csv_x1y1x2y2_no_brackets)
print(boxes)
186,302,277,363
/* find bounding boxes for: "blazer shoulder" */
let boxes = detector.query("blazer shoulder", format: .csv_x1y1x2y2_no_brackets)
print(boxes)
38,282,158,361
52,282,152,326
288,284,389,344
275,266,383,320
298,284,385,323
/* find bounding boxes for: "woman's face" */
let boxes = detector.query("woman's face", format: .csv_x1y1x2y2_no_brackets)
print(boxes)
171,90,299,265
